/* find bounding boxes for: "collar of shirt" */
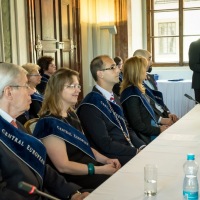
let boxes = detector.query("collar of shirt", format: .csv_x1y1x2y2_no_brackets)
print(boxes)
0,108,15,123
95,84,113,101
144,79,155,90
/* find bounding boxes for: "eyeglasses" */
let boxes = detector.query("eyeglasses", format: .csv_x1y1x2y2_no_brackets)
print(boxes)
9,83,31,90
64,84,81,89
28,73,41,76
100,65,118,71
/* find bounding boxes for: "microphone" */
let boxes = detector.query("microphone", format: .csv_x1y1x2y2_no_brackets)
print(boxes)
18,181,61,200
184,94,200,104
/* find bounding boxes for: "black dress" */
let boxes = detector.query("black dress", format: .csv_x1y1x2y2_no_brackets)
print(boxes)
45,111,110,189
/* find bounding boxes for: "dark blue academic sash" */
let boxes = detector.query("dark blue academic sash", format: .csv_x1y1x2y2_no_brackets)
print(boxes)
33,116,95,160
77,91,129,137
31,92,44,102
143,82,165,108
41,74,49,83
121,85,157,122
120,85,159,140
0,116,46,180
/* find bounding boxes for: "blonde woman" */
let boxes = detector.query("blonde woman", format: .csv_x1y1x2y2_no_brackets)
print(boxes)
120,56,172,144
22,63,43,119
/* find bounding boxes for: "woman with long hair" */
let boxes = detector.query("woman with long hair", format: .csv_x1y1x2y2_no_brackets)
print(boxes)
33,68,121,189
120,56,172,144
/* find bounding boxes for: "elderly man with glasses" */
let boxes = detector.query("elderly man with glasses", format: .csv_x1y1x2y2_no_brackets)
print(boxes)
77,55,146,166
0,62,88,200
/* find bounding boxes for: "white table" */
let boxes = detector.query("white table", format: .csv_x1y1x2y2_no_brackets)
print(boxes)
157,80,195,118
85,105,200,200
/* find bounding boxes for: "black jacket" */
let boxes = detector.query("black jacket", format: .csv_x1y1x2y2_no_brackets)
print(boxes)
121,95,160,145
77,87,145,166
189,38,200,89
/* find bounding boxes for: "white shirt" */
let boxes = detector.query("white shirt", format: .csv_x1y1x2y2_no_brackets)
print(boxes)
95,84,114,102
0,108,15,123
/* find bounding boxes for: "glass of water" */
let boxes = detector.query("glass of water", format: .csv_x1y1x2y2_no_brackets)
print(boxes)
144,164,157,196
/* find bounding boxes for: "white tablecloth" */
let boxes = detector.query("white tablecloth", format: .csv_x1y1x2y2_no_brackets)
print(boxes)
157,80,195,118
85,105,200,200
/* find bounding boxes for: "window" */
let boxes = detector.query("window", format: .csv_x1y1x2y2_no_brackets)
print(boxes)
158,22,176,54
147,0,200,66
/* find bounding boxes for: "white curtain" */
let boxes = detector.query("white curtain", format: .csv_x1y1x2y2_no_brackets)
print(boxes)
80,0,115,96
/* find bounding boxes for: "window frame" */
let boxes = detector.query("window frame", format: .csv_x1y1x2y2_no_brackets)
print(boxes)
147,0,200,67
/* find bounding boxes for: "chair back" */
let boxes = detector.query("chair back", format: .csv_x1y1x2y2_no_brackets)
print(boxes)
24,118,39,134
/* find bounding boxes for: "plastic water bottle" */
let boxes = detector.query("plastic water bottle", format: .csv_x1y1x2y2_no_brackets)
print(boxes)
183,154,199,200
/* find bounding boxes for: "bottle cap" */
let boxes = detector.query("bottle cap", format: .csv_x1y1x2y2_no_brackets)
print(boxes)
187,153,195,160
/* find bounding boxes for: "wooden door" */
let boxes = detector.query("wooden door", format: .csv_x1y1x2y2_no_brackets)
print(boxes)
27,0,83,99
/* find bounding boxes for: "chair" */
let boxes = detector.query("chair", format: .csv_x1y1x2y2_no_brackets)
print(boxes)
24,118,39,134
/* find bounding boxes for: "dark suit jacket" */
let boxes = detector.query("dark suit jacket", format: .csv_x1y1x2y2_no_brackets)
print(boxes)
29,100,42,119
77,87,145,166
146,73,158,90
121,95,161,145
36,74,50,95
145,74,170,116
189,38,200,89
0,121,80,200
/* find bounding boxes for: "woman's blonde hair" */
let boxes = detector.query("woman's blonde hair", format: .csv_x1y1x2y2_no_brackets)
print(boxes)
22,63,40,74
39,68,79,117
120,56,148,94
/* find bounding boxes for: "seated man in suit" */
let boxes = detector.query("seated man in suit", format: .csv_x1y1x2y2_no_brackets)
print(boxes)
77,55,146,166
0,62,88,200
133,49,179,122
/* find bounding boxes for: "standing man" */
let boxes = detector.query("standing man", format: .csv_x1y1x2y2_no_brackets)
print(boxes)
189,38,200,103
77,55,146,166
0,62,88,200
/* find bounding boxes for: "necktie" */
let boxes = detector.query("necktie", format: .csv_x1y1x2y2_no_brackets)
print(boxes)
11,120,18,128
110,94,116,104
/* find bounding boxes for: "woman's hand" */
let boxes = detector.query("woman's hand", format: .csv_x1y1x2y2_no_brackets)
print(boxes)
168,113,179,123
160,117,173,126
95,163,120,175
160,125,169,133
105,158,121,169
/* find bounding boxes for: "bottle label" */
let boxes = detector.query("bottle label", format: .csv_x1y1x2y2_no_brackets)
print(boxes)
183,191,198,200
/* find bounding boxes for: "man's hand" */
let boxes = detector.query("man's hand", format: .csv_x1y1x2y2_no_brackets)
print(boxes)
71,192,89,200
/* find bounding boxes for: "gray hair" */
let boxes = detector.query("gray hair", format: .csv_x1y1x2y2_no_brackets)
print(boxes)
0,62,27,94
133,49,149,59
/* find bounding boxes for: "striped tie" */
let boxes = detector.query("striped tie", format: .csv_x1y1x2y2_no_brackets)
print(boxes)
110,94,116,104
11,120,18,128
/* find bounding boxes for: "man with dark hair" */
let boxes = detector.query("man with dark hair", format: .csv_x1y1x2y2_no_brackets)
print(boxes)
0,62,88,200
77,55,146,166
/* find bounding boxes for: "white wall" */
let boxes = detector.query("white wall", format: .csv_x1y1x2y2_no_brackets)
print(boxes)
128,0,144,57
